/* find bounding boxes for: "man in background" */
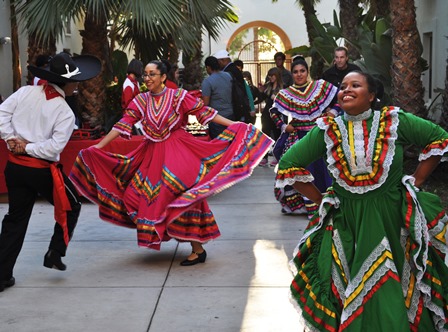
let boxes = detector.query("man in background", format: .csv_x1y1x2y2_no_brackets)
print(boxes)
322,46,361,88
266,52,293,88
214,50,251,124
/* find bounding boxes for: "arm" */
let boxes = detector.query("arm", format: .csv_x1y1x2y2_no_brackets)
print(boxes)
93,129,121,149
212,114,235,127
412,155,442,188
276,127,327,205
202,95,210,106
293,182,323,205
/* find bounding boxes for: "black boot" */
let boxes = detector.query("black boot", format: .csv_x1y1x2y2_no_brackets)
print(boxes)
0,277,15,292
43,250,66,271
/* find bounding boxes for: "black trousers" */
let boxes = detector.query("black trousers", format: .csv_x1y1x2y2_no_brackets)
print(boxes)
0,161,81,281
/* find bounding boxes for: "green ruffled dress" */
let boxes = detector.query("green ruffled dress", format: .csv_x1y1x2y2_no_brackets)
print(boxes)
276,107,448,331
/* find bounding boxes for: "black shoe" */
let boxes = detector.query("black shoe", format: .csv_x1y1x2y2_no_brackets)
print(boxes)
180,250,207,266
43,250,67,271
0,277,15,292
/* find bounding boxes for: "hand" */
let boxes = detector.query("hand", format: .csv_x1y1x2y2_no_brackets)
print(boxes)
285,124,294,133
8,138,28,154
250,111,256,117
6,139,16,151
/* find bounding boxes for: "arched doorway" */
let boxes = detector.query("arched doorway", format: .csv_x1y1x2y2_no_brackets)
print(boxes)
227,21,292,87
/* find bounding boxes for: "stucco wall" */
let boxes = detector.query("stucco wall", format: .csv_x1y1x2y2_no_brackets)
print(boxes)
202,0,338,58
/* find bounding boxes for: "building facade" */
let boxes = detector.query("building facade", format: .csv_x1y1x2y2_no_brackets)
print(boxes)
0,0,447,108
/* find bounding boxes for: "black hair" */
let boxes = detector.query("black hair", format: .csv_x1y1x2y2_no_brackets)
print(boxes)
149,60,168,75
127,59,143,76
160,59,172,74
204,56,220,71
346,70,382,109
291,58,309,72
234,59,244,69
274,52,286,61
35,54,51,68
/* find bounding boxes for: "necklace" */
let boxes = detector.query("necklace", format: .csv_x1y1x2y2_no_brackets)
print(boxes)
293,81,310,89
150,86,166,96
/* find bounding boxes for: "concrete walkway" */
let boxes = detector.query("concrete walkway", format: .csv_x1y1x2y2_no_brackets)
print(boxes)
0,166,307,332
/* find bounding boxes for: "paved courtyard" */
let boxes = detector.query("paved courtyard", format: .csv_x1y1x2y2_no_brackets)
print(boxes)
0,166,307,332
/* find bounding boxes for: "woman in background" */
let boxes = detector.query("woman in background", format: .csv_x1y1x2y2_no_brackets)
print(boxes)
270,58,339,216
258,67,283,166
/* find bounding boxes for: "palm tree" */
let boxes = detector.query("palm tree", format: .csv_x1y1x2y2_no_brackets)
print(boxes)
339,0,361,60
272,0,323,79
13,0,237,128
390,0,426,117
9,0,21,92
442,54,448,130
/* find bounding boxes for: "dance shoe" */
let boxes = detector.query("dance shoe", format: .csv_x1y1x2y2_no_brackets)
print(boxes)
180,250,207,266
43,249,67,271
0,277,15,292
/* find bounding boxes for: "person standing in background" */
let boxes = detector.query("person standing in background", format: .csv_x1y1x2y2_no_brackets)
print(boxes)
258,67,283,167
266,52,293,88
121,59,143,110
163,60,179,89
322,46,361,88
234,60,256,124
214,50,252,124
201,56,234,138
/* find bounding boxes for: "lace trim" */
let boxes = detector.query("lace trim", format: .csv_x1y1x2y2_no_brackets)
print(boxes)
418,144,448,162
344,108,372,121
340,238,398,324
321,109,399,194
401,176,447,330
332,229,351,281
275,174,315,188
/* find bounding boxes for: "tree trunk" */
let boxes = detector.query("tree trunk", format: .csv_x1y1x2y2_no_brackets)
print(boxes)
301,0,324,79
372,0,391,19
390,0,426,117
181,28,203,91
78,11,110,128
9,1,21,91
26,33,56,85
441,55,448,131
339,0,361,60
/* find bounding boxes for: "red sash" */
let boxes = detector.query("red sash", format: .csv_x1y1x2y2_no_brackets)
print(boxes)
8,153,71,245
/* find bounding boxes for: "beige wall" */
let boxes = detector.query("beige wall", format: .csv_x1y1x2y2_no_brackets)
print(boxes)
0,0,446,106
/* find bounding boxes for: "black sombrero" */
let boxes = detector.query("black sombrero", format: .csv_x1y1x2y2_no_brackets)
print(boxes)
28,52,101,83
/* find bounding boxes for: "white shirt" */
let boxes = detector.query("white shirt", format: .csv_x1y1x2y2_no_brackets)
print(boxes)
0,84,75,162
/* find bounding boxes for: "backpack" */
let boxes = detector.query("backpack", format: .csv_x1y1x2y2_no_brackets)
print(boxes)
229,73,250,122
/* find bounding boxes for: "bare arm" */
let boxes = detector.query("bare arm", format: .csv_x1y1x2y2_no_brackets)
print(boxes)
202,95,210,106
293,182,323,205
93,129,121,149
212,114,235,127
412,155,442,188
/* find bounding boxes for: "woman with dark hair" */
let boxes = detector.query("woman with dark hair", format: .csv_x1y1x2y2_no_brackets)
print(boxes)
161,59,179,89
70,60,272,266
270,58,339,216
277,71,448,331
258,67,283,166
122,58,143,110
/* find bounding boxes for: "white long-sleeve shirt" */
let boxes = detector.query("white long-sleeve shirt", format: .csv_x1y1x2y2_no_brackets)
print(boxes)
0,84,75,162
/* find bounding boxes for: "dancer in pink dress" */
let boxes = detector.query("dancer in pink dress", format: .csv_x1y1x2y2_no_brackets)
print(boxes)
70,60,272,265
